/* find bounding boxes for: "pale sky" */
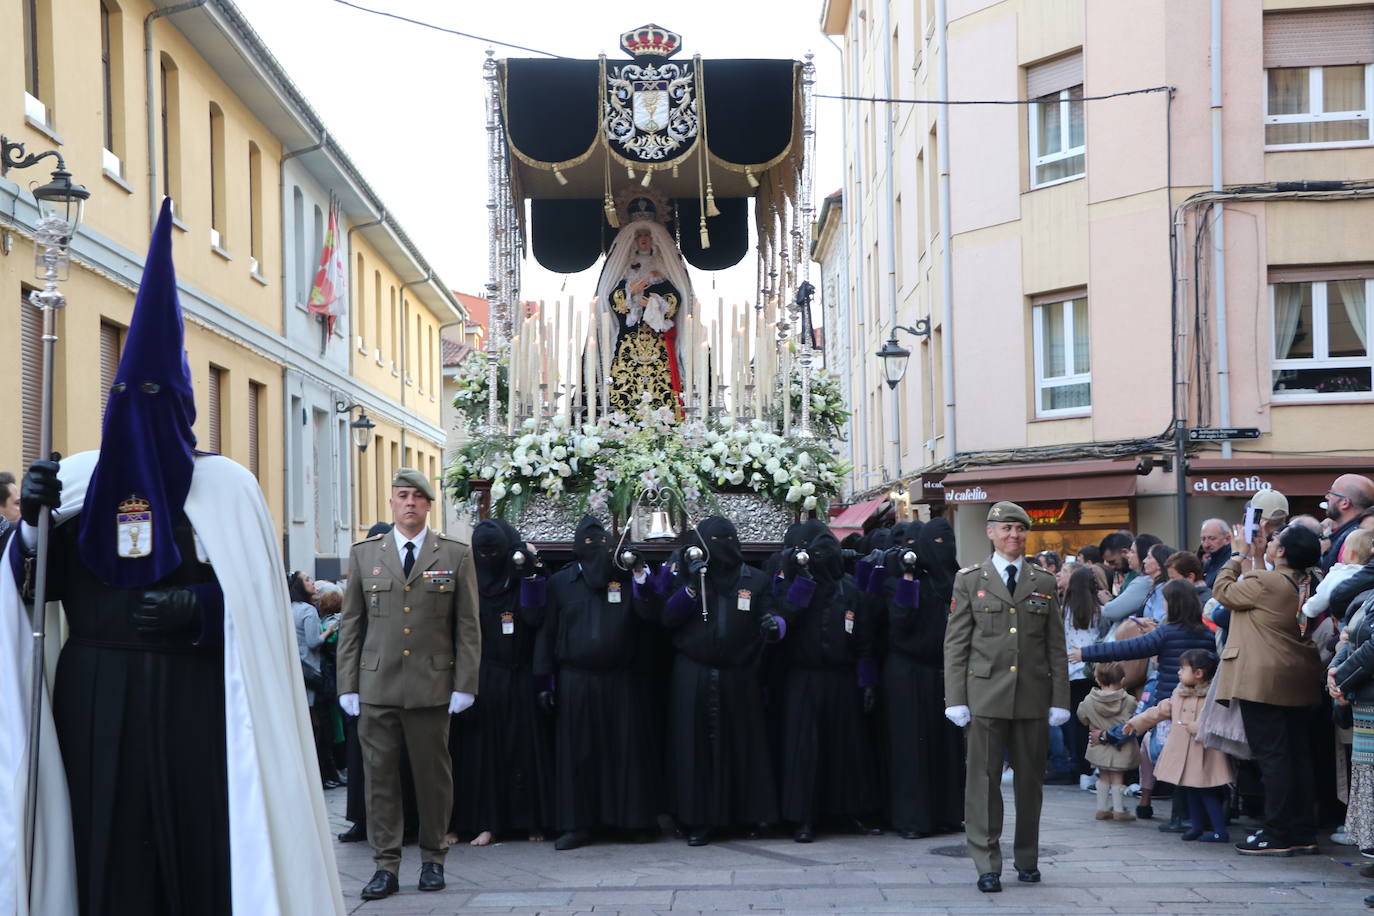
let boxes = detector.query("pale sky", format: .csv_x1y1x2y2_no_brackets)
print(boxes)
229,0,845,310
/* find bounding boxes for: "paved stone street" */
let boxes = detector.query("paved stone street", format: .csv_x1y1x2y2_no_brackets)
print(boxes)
328,784,1369,915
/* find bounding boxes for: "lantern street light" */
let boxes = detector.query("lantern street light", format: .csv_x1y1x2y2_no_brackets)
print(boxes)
4,134,89,890
335,400,377,452
876,319,932,389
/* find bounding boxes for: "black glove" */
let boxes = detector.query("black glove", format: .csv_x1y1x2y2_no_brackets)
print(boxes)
862,685,877,715
882,547,905,570
537,690,556,716
688,557,708,578
759,614,781,639
863,548,884,566
20,459,61,527
621,548,645,572
132,586,203,636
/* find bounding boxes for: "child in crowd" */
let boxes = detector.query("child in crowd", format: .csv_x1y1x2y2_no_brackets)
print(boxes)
1077,661,1140,821
1126,648,1233,842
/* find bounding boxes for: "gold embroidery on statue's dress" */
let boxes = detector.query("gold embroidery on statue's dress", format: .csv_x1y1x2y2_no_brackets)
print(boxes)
609,325,674,412
611,286,629,314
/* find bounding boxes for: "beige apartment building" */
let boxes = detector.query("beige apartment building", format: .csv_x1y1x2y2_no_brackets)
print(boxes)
820,0,1374,560
4,0,464,576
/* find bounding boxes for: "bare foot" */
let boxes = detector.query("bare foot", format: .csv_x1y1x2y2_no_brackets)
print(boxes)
443,832,458,847
528,833,545,842
469,830,493,847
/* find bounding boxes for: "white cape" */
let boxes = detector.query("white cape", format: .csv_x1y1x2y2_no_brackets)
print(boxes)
0,452,345,915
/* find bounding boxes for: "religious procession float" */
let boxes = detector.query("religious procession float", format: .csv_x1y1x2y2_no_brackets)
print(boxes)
446,24,849,556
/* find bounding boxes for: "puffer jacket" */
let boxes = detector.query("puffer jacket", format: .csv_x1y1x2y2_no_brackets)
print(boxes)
1080,623,1218,701
1334,593,1374,704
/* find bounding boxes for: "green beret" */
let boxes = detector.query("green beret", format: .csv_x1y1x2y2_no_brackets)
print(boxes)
391,467,435,501
986,500,1031,527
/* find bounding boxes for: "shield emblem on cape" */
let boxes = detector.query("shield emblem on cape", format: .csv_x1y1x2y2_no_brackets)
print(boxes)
632,84,669,133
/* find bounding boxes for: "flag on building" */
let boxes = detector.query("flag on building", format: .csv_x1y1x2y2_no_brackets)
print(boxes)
307,199,347,338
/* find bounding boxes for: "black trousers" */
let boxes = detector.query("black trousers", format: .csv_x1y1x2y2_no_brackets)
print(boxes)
1238,700,1316,843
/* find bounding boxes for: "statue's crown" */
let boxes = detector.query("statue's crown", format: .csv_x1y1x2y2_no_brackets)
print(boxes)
620,23,681,60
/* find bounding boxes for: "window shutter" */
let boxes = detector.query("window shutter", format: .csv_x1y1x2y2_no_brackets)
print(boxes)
1264,9,1374,69
247,381,261,479
208,366,223,454
21,293,41,467
99,321,121,419
1026,51,1084,99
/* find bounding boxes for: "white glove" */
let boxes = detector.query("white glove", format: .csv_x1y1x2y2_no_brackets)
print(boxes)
1048,707,1070,727
338,693,360,717
944,705,972,728
449,691,475,715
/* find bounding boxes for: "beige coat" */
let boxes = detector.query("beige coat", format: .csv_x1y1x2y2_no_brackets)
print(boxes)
337,530,481,708
1128,683,1234,788
1211,560,1322,707
1077,686,1139,770
945,558,1069,718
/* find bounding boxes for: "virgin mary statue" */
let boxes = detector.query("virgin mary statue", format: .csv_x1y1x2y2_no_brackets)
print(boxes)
594,200,694,417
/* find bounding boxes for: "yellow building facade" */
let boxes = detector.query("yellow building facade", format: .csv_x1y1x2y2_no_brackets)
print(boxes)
3,0,464,574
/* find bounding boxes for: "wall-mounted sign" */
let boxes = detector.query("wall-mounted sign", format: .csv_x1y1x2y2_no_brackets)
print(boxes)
1027,502,1070,526
1190,475,1274,494
944,485,989,502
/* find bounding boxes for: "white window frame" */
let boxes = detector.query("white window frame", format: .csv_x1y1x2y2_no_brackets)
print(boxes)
1032,297,1091,418
1271,277,1374,401
1028,86,1085,189
1263,64,1374,150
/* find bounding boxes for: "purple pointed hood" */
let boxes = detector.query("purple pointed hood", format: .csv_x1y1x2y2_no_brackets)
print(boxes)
78,199,197,587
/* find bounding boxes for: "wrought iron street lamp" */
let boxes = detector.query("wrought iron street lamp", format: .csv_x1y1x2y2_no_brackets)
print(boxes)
876,319,931,389
335,400,377,452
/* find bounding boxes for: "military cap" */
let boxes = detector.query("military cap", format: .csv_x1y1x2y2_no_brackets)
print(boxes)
986,500,1031,528
391,467,435,501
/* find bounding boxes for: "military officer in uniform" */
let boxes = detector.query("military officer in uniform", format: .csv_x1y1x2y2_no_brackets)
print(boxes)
337,468,481,900
943,501,1069,894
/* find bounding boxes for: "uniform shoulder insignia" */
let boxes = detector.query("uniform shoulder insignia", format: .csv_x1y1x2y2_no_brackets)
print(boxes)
354,532,386,546
435,532,464,544
958,565,980,575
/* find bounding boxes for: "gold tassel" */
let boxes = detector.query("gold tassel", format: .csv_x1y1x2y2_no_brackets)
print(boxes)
554,169,568,186
745,167,759,189
672,163,680,178
626,166,636,180
605,196,620,228
705,183,720,217
699,215,710,249
641,169,653,187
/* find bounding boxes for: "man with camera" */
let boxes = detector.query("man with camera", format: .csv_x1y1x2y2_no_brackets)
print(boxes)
336,468,480,900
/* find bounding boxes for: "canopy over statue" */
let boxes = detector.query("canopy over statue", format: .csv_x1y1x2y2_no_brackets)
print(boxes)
451,23,843,553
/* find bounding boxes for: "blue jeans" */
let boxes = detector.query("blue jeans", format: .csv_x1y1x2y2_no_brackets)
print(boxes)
1047,721,1075,778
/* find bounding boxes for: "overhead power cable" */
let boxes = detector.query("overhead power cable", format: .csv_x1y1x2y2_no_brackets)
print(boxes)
816,86,1173,105
329,0,568,58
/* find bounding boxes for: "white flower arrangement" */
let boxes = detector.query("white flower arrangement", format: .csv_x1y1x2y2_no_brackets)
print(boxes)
446,403,851,524
449,350,508,428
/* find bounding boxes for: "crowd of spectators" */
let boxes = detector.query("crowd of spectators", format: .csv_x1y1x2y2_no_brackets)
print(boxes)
1043,474,1374,907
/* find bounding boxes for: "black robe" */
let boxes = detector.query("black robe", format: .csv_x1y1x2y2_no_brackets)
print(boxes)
773,573,877,824
652,564,778,828
880,518,963,835
46,512,230,916
533,564,662,832
448,578,554,836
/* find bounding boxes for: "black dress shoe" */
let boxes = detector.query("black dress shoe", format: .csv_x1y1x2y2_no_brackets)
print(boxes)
687,827,712,846
793,823,815,843
1016,867,1041,883
1158,818,1190,834
976,872,1002,893
554,829,592,851
360,870,398,900
418,862,445,891
337,823,366,843
746,822,768,840
900,829,929,840
322,778,343,790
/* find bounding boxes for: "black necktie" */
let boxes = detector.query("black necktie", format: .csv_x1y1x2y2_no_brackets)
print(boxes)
403,542,416,577
1005,563,1017,596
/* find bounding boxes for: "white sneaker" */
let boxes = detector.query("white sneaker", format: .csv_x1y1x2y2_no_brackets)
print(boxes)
1125,783,1142,797
1331,829,1356,846
1001,767,1014,786
1079,774,1096,791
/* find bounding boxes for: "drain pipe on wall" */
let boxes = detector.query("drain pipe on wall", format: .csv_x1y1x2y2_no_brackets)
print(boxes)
145,0,207,233
1210,0,1232,459
880,0,902,482
935,0,957,460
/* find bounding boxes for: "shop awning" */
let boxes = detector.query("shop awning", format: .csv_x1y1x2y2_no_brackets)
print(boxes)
938,459,1141,504
1187,457,1374,497
829,497,887,538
